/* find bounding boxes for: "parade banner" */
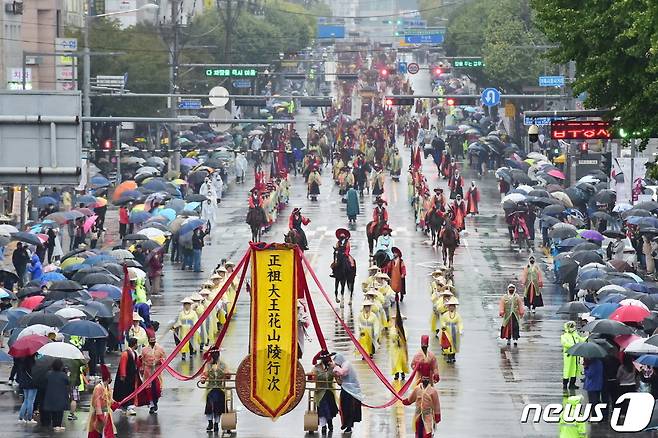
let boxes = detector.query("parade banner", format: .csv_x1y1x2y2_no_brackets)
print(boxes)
250,247,298,418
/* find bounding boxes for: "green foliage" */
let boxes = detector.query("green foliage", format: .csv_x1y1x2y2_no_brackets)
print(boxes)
532,0,658,146
436,0,546,92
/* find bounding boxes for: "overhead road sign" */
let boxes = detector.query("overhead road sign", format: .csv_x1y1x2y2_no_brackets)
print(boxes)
550,120,613,140
178,99,202,110
232,79,252,89
317,25,345,39
453,58,485,68
523,116,567,126
299,97,333,108
404,28,445,44
233,98,267,107
205,68,258,78
480,88,501,107
539,76,565,87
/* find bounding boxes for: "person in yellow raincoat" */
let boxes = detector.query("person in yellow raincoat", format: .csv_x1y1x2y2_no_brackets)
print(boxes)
172,297,199,360
191,293,207,347
333,156,345,181
364,288,387,331
391,301,409,380
357,299,380,358
431,289,453,336
128,313,148,352
361,265,380,292
374,272,395,327
559,394,587,438
440,297,463,363
561,321,584,390
402,376,441,437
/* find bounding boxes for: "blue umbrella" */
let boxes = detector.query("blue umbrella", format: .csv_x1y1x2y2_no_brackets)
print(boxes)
158,208,176,222
77,195,98,206
183,201,201,212
624,283,658,294
83,254,116,266
179,218,205,236
37,196,58,208
90,175,110,188
627,217,658,228
89,284,122,301
577,267,608,282
143,180,170,192
635,355,658,368
590,303,621,319
1,307,30,330
0,349,12,362
600,293,627,304
60,320,108,338
41,272,66,282
62,263,85,273
129,211,152,224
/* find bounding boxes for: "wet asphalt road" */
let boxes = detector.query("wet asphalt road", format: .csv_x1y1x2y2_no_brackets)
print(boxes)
0,72,645,438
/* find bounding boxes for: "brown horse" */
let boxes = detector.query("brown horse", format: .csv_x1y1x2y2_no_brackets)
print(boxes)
440,220,460,268
366,221,386,255
284,229,304,251
426,207,446,247
246,206,267,242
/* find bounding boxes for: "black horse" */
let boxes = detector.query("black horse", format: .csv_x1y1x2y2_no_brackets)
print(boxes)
284,229,305,251
331,247,356,304
440,220,460,268
246,206,267,242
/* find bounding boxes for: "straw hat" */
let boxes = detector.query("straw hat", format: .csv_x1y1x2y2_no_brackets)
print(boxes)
132,312,143,321
364,288,379,296
438,290,454,297
191,293,203,301
368,264,380,272
224,261,235,267
181,297,193,304
210,273,221,280
445,297,459,306
216,266,228,273
362,298,375,307
199,289,210,296
375,272,390,280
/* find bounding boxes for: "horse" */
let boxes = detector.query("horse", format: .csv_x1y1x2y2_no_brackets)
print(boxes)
331,248,356,304
426,207,446,247
246,206,267,243
284,229,304,251
440,221,460,268
366,221,386,255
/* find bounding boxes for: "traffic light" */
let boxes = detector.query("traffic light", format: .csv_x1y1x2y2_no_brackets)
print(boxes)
385,97,414,106
102,139,112,150
380,68,388,77
579,141,589,155
446,98,456,106
434,67,442,75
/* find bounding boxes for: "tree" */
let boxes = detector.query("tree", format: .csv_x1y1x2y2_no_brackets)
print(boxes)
532,0,658,145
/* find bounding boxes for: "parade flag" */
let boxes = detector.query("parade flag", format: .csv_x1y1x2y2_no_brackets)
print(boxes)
250,247,298,418
117,264,134,339
413,146,422,171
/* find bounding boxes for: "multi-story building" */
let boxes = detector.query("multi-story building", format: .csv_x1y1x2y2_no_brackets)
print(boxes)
1,1,26,88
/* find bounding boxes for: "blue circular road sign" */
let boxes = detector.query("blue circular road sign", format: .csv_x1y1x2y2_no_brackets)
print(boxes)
481,88,501,107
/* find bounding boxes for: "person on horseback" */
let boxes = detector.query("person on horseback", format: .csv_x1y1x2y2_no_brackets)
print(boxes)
246,188,267,242
450,194,467,231
289,207,310,250
334,228,355,268
371,197,388,230
374,225,395,262
432,188,447,211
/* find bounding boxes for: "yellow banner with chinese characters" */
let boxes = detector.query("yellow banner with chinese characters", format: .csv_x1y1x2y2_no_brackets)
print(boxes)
250,247,298,418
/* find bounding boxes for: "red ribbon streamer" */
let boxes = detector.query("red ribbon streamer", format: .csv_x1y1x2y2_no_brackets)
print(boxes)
299,249,417,406
113,248,252,408
298,254,327,351
164,258,250,380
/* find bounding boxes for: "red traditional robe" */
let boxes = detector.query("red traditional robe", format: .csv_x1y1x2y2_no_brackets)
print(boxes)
451,200,467,231
410,350,440,383
466,187,480,214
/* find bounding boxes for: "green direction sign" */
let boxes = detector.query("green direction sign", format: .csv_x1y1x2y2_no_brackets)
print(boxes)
404,27,445,36
452,58,485,68
205,68,258,78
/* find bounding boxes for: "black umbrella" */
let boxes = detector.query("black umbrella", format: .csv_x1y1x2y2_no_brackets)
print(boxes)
11,232,43,246
572,250,604,266
573,242,601,252
47,289,92,302
549,226,578,240
543,204,566,217
123,259,143,268
123,233,149,241
642,312,658,332
527,197,559,208
567,342,608,358
591,211,613,222
635,201,658,211
593,190,616,204
71,266,110,283
603,229,626,239
556,301,592,314
583,319,634,336
100,263,124,278
80,272,121,287
622,208,651,219
564,187,588,206
140,240,162,251
78,301,113,319
32,356,84,387
575,183,597,195
19,311,67,328
510,169,533,185
185,194,208,202
16,285,44,299
187,171,209,185
49,280,83,291
578,277,611,290
557,259,580,283
641,228,658,236
528,189,550,198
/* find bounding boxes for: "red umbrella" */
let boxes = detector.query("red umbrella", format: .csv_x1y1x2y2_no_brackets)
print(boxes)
8,334,49,357
609,306,650,323
20,295,45,310
547,169,566,180
614,334,642,350
83,215,98,233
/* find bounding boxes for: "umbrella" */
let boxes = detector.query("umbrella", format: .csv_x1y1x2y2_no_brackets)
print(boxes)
557,259,580,283
16,324,58,339
127,266,146,280
54,307,87,320
547,169,566,180
0,224,19,235
580,230,604,242
110,249,134,261
123,233,149,241
165,198,186,213
540,216,561,227
181,157,199,167
37,196,58,208
139,240,161,251
584,319,634,335
0,307,30,330
609,305,650,323
579,278,610,290
49,280,83,291
8,334,50,357
549,223,578,239
567,342,608,359
89,284,122,300
80,272,121,287
601,293,630,304
90,175,110,188
41,271,67,282
543,204,566,217
123,259,143,269
593,190,616,204
557,238,584,249
19,312,66,328
625,283,658,294
11,232,43,246
591,303,621,319
625,338,658,355
603,229,626,239
509,169,533,185
572,251,604,266
622,208,651,219
20,295,45,310
185,194,208,202
635,201,658,211
113,180,138,200
37,342,85,360
129,210,152,224
556,301,592,314
634,355,658,367
60,320,108,338
643,335,658,348
551,191,573,207
188,171,209,185
573,242,601,252
619,299,650,310
78,302,113,319
179,218,206,236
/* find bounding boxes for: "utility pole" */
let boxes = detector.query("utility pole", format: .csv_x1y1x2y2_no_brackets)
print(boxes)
162,0,181,173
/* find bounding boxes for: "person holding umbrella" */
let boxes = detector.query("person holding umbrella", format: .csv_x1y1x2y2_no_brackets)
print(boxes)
561,321,585,390
42,358,70,430
499,284,525,346
16,354,38,424
520,255,544,314
87,364,116,438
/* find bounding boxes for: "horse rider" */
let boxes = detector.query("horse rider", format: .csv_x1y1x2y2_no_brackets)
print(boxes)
370,198,388,235
289,207,311,250
334,228,356,267
432,188,447,211
374,225,395,261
